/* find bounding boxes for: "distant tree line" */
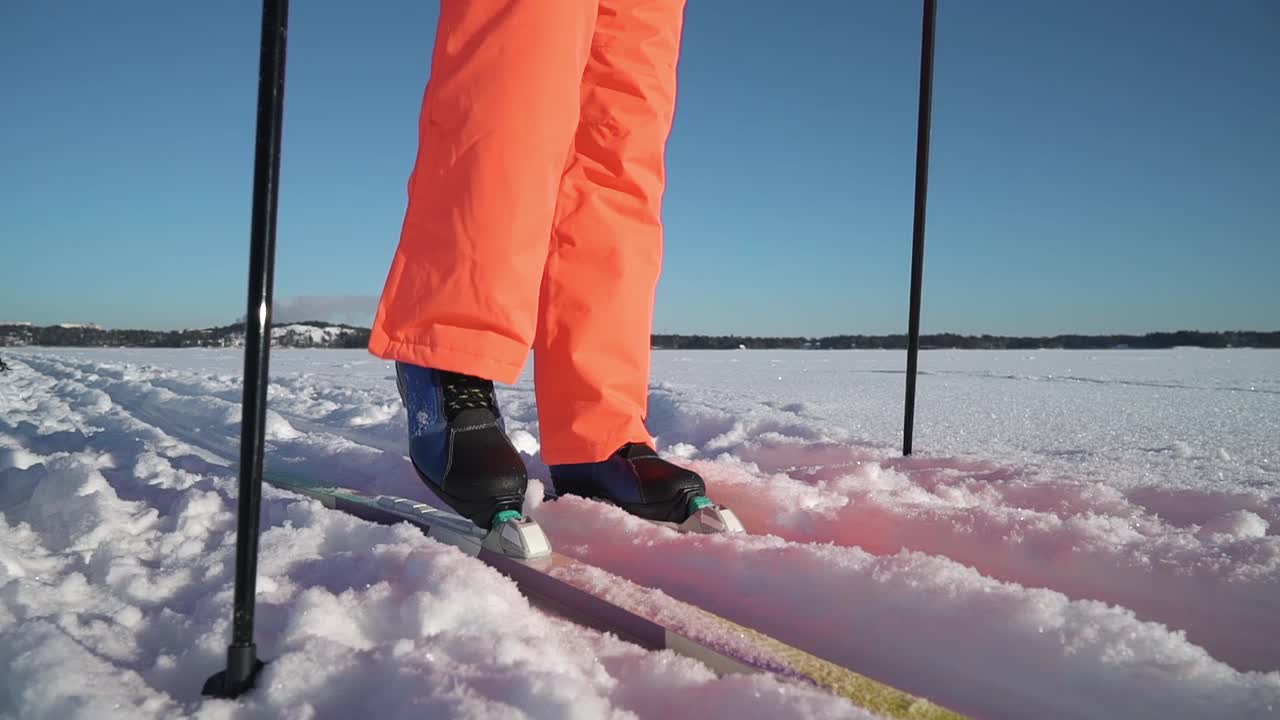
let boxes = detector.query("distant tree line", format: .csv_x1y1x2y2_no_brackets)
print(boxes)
652,330,1280,350
0,321,373,349
4,324,1277,350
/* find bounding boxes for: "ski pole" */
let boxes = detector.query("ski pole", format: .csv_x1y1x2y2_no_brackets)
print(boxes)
203,0,290,699
903,0,937,457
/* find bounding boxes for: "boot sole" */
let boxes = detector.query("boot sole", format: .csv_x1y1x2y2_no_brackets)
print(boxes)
549,475,703,524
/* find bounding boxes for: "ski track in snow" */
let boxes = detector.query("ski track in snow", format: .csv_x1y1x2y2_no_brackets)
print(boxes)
0,352,865,720
2,347,1279,720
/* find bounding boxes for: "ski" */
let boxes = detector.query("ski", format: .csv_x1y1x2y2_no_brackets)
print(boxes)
264,471,966,719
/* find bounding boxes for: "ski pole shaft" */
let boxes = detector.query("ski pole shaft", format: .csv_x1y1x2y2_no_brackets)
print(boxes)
903,0,937,457
205,0,289,698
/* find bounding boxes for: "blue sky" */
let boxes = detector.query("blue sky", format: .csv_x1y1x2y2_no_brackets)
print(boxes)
2,1,1276,336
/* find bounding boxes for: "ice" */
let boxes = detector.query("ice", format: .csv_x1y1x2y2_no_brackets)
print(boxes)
2,347,1278,719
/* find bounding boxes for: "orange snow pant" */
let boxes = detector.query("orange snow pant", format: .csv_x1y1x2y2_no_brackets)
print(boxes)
368,0,685,465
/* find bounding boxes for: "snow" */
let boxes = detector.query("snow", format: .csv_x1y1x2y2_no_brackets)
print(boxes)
2,347,1279,719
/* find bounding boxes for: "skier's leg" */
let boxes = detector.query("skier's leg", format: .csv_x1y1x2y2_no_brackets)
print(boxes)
369,0,599,385
369,0,599,528
534,1,716,524
534,0,686,465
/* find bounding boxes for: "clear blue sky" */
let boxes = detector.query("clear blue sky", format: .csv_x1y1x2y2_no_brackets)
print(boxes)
2,1,1276,336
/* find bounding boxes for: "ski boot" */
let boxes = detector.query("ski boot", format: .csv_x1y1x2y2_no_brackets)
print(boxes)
549,442,745,534
396,361,529,531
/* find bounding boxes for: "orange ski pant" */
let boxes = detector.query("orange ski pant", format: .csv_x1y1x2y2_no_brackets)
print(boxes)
368,0,685,465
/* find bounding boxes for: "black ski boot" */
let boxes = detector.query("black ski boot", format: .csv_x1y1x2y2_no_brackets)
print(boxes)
548,442,711,524
396,361,527,529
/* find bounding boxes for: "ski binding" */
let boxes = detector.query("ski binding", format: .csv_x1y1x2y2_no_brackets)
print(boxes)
542,490,746,535
666,496,746,534
371,497,551,560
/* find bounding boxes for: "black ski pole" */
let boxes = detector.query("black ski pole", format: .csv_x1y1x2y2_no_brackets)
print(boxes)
203,0,289,699
903,0,937,457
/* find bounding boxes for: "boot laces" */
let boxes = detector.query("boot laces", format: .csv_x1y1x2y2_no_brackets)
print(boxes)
441,371,498,420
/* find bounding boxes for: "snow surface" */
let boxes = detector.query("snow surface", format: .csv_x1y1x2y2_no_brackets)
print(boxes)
1,347,1278,719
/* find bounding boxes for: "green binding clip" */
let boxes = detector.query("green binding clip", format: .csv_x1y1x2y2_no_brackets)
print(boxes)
688,495,714,512
492,509,523,527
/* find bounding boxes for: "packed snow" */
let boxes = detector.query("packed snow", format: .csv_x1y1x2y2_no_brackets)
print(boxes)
1,347,1278,719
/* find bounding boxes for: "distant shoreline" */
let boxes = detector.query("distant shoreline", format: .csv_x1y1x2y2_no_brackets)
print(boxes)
2,322,1277,350
651,331,1280,350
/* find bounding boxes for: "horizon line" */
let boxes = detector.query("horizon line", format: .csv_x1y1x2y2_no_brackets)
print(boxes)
3,321,1278,340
